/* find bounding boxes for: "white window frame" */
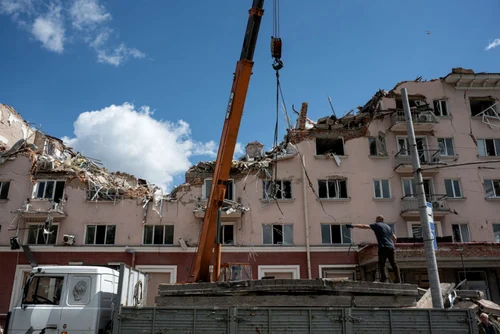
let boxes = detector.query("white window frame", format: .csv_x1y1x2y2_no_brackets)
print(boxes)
318,179,348,199
477,139,500,157
262,223,294,245
373,179,391,199
396,136,429,159
258,265,300,279
135,265,177,284
433,99,449,116
407,221,442,238
484,179,500,198
402,177,434,198
444,179,463,198
25,223,60,245
368,137,386,156
319,265,357,280
202,178,235,201
321,224,352,245
84,224,116,245
32,180,65,200
437,138,455,156
142,225,174,245
262,179,292,200
220,222,236,245
452,224,470,243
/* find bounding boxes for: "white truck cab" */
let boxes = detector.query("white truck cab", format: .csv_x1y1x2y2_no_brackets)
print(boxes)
5,264,146,334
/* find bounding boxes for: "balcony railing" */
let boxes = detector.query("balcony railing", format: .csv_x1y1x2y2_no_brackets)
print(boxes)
401,194,450,213
391,109,440,125
395,149,441,167
17,199,67,218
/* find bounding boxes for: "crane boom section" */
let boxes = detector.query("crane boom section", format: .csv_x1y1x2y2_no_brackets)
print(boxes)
190,0,264,283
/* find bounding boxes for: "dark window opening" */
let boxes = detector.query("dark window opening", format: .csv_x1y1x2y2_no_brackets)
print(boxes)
85,225,116,245
433,100,449,116
263,180,292,200
318,179,348,199
204,179,234,200
34,180,65,203
263,224,293,245
321,224,352,244
220,225,234,244
0,181,10,199
143,225,174,245
316,138,345,156
27,224,58,245
470,99,496,117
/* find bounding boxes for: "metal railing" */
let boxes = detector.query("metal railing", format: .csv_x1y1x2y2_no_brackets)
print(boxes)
395,148,441,166
392,109,440,124
401,194,449,212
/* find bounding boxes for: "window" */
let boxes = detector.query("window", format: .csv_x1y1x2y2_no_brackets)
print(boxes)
0,181,10,199
219,224,234,245
373,180,391,199
85,225,116,245
318,179,348,199
368,136,387,156
398,137,429,162
143,225,174,245
262,180,292,200
438,138,455,156
452,224,470,242
321,224,352,244
32,180,65,203
484,179,500,198
433,100,449,116
444,179,463,198
477,139,500,157
263,224,293,245
409,222,441,238
316,138,345,156
403,179,432,198
204,179,234,201
23,276,64,305
27,224,58,245
470,99,496,117
493,224,500,242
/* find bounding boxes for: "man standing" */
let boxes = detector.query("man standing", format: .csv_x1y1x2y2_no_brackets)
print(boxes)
479,313,497,334
347,215,401,283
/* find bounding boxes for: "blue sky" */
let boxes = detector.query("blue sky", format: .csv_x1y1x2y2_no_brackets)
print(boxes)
1,0,499,191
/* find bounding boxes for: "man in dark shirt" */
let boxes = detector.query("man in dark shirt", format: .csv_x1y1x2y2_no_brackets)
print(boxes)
479,313,498,334
348,215,401,283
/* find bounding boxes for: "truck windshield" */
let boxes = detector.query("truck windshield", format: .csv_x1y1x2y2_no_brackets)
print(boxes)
23,276,64,305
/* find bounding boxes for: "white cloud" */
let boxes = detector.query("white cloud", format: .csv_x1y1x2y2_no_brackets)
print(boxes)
234,142,244,158
485,39,500,51
0,0,34,16
31,5,65,53
62,103,215,191
70,0,111,30
96,43,146,66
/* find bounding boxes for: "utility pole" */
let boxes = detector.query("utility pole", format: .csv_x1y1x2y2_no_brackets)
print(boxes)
401,88,444,309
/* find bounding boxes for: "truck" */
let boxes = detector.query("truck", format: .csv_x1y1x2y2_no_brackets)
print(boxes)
5,264,479,334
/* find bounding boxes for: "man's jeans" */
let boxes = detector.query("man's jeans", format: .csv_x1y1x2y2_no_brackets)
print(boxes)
378,247,401,283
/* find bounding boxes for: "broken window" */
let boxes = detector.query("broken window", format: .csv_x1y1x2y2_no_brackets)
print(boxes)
315,138,345,156
483,179,500,198
204,179,234,201
33,180,65,203
433,100,449,116
493,224,500,242
262,224,293,245
398,137,429,162
143,225,174,245
0,181,10,199
470,99,496,117
438,138,455,156
27,224,58,245
85,225,116,245
444,179,462,198
321,224,352,244
318,179,348,199
368,135,387,156
403,179,432,198
87,188,120,201
477,139,500,156
219,224,234,245
373,180,391,199
262,180,292,200
452,224,470,243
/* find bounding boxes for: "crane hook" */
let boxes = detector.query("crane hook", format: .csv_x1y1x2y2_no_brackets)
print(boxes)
271,36,283,71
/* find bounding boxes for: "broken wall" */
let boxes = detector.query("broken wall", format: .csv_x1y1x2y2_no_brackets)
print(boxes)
0,105,35,149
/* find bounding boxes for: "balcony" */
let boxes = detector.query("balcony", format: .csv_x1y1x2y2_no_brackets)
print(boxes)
394,149,441,174
390,110,439,132
400,194,452,219
16,199,67,219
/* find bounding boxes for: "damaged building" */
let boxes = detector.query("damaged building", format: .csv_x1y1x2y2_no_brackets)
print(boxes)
1,68,500,326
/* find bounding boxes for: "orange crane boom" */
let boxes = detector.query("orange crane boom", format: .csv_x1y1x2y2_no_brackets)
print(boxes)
189,0,265,283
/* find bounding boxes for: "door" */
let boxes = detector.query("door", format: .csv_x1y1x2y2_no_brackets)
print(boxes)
145,272,171,306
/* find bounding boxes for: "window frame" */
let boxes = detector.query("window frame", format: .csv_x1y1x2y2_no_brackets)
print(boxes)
373,179,391,199
26,223,59,245
470,99,496,117
437,138,455,156
368,137,387,156
396,136,429,161
402,177,434,198
320,224,352,244
258,265,300,279
220,223,235,245
444,179,463,198
407,221,442,238
477,139,500,157
484,179,500,198
262,179,292,200
433,99,449,116
452,224,470,243
142,225,174,245
84,224,116,245
32,180,65,201
262,223,294,245
493,224,500,243
203,178,235,201
318,179,348,199
0,181,10,199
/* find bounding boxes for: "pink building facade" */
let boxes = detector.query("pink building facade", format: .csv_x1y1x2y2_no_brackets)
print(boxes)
1,68,500,324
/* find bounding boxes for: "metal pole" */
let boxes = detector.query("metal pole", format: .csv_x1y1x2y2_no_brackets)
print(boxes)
401,88,444,309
